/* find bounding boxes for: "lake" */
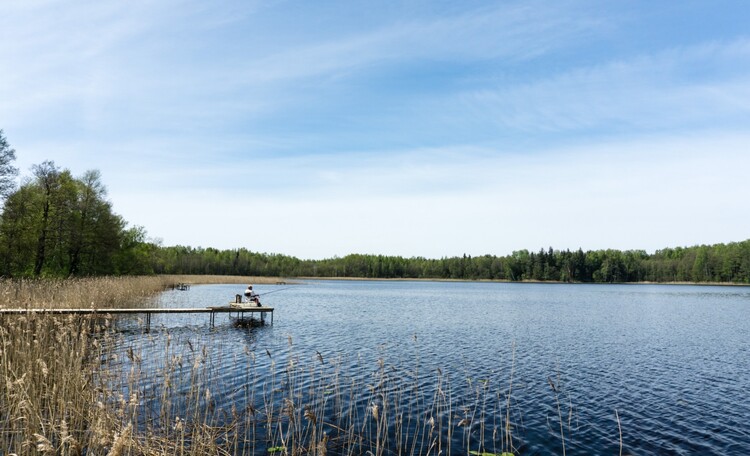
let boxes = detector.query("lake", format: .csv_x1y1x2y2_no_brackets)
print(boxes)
107,280,750,455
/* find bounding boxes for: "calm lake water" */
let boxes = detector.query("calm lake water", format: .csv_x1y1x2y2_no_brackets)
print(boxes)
111,280,750,455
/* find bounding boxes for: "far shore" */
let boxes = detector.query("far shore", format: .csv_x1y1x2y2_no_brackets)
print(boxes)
163,275,298,285
289,276,750,287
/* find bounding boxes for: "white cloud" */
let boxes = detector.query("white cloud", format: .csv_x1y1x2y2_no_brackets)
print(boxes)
109,131,750,258
457,39,750,133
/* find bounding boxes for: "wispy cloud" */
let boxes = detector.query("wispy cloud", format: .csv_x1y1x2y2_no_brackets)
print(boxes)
1,0,602,133
457,38,750,134
233,1,602,85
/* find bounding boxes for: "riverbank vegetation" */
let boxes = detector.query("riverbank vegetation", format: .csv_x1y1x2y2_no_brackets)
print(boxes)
0,275,284,310
1,323,521,456
1,276,525,455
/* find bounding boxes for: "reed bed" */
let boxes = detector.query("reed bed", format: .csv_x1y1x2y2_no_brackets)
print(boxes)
0,313,112,454
1,276,524,455
0,276,170,310
91,328,522,456
2,327,521,454
0,275,289,310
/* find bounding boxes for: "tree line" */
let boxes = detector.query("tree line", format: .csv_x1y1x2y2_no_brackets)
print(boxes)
1,129,748,283
149,242,750,283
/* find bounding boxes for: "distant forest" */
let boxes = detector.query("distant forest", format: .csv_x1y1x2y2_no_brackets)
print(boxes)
152,242,750,284
1,130,749,283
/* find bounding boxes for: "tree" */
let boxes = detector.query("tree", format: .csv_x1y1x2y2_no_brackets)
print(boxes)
68,170,112,275
0,184,42,275
31,161,61,276
0,130,18,198
115,226,155,275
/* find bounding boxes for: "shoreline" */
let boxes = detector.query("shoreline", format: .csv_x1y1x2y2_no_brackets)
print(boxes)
160,274,298,285
291,276,750,287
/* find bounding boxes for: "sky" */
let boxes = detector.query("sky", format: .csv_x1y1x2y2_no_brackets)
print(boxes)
1,0,749,259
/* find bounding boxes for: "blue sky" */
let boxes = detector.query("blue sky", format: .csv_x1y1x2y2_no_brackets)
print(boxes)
1,1,749,259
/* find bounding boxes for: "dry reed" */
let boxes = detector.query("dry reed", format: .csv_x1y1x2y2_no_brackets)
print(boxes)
1,276,530,455
0,275,290,310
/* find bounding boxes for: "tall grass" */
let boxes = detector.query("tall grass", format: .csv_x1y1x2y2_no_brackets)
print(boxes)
0,276,168,309
1,276,525,455
100,336,521,455
0,313,112,454
0,275,288,310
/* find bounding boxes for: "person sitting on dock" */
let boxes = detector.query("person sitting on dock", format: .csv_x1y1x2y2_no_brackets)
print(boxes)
244,285,262,306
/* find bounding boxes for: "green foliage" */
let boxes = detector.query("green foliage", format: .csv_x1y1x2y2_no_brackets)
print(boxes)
0,129,18,198
0,159,142,277
148,241,750,284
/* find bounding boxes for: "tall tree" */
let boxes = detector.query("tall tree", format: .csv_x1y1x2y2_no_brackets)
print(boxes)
31,161,61,276
0,130,18,198
0,184,42,275
69,170,106,275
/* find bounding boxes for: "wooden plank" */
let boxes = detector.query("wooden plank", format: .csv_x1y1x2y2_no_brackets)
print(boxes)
0,306,274,315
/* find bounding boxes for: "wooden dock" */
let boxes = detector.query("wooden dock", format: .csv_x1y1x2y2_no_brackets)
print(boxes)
0,305,274,327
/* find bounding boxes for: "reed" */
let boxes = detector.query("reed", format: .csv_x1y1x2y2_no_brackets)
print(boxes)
3,329,522,454
0,312,114,454
0,276,168,309
0,276,561,455
0,277,172,455
0,275,288,310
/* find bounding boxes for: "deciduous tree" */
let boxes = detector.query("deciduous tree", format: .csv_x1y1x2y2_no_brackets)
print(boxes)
0,130,18,198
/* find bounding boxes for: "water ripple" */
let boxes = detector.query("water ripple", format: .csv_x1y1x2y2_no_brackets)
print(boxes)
96,281,750,454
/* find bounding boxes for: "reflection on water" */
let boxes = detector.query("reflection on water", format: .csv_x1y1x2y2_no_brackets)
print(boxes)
102,281,750,455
